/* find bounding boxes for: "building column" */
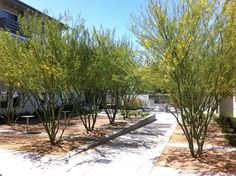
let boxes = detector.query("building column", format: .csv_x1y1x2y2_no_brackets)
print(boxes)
233,96,236,118
219,96,233,117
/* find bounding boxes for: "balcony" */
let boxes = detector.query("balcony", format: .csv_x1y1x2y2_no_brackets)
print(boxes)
0,17,19,34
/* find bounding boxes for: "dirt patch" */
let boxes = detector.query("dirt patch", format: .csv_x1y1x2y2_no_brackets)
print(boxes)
169,133,229,146
156,146,236,174
155,121,236,174
174,121,222,134
0,114,141,156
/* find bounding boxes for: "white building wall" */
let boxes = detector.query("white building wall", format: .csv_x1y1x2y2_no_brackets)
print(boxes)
220,96,233,117
233,96,236,118
137,94,151,107
22,96,36,114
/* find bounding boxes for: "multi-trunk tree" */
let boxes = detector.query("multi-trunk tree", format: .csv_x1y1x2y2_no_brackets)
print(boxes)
0,30,29,127
0,11,141,143
68,27,138,128
0,14,84,145
17,14,76,145
132,0,236,158
66,28,104,132
92,28,137,123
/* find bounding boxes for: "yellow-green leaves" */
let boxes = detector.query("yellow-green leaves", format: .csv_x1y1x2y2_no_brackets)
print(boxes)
132,1,236,158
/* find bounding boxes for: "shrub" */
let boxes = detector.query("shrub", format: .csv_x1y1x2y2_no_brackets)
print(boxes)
214,115,236,147
127,98,143,110
140,112,149,117
127,110,149,117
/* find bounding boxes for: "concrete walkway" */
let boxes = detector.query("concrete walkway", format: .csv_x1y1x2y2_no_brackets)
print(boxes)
0,111,177,176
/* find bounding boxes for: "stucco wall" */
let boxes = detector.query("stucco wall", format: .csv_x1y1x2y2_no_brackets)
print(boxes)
233,96,236,117
0,0,27,16
0,0,3,10
219,96,233,117
2,2,21,15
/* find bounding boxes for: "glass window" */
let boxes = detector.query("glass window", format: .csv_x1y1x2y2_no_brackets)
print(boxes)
0,91,8,108
1,10,17,22
1,10,8,18
10,13,17,22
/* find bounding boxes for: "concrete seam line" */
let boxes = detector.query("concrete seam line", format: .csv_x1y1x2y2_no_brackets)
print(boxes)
72,114,156,155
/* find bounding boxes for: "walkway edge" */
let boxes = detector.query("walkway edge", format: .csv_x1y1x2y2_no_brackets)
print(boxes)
149,114,178,175
71,114,156,155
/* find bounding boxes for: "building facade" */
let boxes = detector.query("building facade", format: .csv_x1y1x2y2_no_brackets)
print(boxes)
220,96,236,118
0,0,46,114
0,0,44,34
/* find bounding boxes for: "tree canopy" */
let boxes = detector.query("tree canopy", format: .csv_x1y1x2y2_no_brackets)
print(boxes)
0,11,143,143
132,0,236,157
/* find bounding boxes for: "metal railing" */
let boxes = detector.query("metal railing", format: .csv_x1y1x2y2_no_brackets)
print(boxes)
0,17,19,34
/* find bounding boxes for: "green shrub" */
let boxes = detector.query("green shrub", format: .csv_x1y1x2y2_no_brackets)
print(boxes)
231,118,236,127
214,115,230,133
127,110,149,117
128,110,139,116
140,112,149,117
214,115,236,147
127,98,143,110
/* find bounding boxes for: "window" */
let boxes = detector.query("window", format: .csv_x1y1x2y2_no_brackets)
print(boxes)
1,10,18,22
0,91,8,108
1,10,8,19
0,10,18,33
13,92,20,107
0,91,21,108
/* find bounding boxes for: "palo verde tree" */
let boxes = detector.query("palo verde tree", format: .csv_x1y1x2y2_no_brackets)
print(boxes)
66,27,105,132
93,28,136,123
132,0,236,158
0,31,28,127
119,63,143,119
16,14,81,145
0,86,28,126
92,28,120,124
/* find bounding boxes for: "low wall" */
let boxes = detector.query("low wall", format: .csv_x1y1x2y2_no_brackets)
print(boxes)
73,114,156,154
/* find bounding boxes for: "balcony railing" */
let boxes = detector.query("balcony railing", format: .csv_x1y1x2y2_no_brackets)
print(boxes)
0,17,19,34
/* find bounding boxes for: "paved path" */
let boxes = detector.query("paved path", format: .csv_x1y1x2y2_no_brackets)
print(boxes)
0,111,177,176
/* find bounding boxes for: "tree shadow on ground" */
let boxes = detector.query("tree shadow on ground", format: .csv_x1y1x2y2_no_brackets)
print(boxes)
16,137,95,162
64,121,174,172
157,146,236,175
13,120,135,163
66,124,166,172
80,122,170,160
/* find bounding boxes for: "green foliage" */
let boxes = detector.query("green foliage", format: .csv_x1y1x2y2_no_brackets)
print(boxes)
128,111,139,117
18,14,76,145
66,27,104,132
120,97,147,119
0,13,85,144
126,110,149,117
132,0,236,158
0,87,28,126
140,112,150,117
127,97,143,110
214,116,236,147
0,30,29,127
0,10,141,142
91,27,139,123
232,118,236,128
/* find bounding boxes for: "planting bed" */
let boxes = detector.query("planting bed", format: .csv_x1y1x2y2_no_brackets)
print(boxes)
155,121,236,175
0,114,142,156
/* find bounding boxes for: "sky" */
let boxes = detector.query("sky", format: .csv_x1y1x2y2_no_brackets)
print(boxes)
20,0,148,45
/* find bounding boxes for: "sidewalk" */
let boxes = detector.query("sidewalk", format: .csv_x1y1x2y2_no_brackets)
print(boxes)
0,111,177,176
